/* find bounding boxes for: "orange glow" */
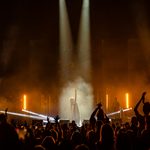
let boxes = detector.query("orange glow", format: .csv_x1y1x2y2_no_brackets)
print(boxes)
106,94,109,111
125,93,129,109
23,95,27,110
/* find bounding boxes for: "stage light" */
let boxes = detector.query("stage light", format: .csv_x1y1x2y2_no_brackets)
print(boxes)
59,0,93,126
125,93,129,108
22,109,46,118
77,0,91,79
0,111,44,120
122,107,132,112
59,0,73,82
107,108,132,117
106,94,109,112
23,94,27,110
22,109,55,121
107,110,120,117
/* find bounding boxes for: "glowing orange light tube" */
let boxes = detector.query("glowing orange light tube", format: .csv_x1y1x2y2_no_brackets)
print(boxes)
125,93,129,109
106,94,109,111
23,95,27,110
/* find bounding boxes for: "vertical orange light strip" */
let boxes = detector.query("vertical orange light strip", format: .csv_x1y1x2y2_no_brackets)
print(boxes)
23,95,27,110
106,94,109,111
125,93,129,108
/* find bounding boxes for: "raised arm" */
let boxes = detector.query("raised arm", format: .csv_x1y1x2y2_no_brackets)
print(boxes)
134,92,146,115
90,106,99,121
89,103,102,122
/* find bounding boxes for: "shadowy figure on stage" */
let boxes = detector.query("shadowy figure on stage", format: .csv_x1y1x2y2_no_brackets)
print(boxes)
112,97,120,112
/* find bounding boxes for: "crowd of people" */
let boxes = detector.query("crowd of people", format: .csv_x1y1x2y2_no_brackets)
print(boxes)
0,92,150,150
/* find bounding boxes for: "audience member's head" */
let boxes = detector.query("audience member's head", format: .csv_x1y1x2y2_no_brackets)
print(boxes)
100,123,114,149
86,130,96,144
34,145,46,150
70,131,82,149
116,129,133,150
50,129,58,143
41,136,56,150
131,116,138,126
74,144,89,150
124,122,130,130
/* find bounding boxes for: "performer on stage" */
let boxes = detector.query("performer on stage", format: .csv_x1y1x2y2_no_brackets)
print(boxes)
70,89,81,126
112,97,120,112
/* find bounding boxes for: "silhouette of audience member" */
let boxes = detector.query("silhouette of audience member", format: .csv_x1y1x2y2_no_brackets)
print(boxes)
74,144,89,150
96,103,105,122
89,103,109,129
130,116,138,136
70,131,83,150
134,92,150,134
85,130,97,150
89,103,109,142
133,92,150,150
34,144,46,150
2,92,150,150
0,112,20,150
89,103,105,125
41,136,57,150
49,129,59,144
97,123,115,150
116,129,133,150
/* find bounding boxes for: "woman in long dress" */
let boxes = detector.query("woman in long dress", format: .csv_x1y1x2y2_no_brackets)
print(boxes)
70,98,80,126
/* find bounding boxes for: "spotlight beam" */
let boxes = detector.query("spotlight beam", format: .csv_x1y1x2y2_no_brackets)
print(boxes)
0,107,132,124
59,0,73,82
107,108,132,117
22,109,47,118
0,111,45,120
77,0,91,80
22,109,55,121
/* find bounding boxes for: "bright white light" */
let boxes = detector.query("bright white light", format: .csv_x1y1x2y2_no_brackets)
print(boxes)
0,111,44,120
83,0,89,8
122,107,132,112
59,0,73,82
22,109,46,118
107,110,121,117
59,77,93,125
77,0,91,80
59,0,93,126
107,108,132,117
22,109,55,121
